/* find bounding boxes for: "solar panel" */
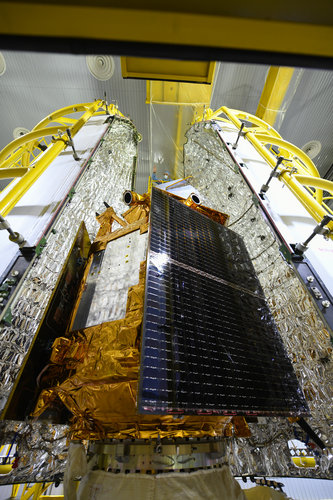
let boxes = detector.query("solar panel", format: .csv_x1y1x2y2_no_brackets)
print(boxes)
138,187,309,416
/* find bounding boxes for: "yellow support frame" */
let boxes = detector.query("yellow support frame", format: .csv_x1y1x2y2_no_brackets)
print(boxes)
256,67,295,126
0,101,123,217
195,106,333,237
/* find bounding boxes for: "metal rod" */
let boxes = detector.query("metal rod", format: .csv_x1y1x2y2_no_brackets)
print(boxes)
260,156,291,195
232,122,245,149
66,128,80,161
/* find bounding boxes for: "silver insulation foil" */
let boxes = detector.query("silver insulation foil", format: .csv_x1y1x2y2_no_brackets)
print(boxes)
0,116,139,484
183,121,333,479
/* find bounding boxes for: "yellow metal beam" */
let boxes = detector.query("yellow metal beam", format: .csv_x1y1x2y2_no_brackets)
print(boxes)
31,103,94,132
122,57,215,84
206,107,283,138
202,106,333,235
253,133,321,182
0,2,332,59
146,80,213,105
0,101,103,217
173,105,183,178
0,127,67,168
256,66,295,126
0,167,28,179
11,484,20,497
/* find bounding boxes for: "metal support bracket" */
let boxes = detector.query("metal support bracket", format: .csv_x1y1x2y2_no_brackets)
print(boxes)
295,215,333,254
260,156,292,197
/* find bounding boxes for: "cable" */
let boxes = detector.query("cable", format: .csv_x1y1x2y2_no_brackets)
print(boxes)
251,240,276,261
228,203,254,227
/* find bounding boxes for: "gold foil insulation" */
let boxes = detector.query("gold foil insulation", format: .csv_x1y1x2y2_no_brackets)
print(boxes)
33,194,250,441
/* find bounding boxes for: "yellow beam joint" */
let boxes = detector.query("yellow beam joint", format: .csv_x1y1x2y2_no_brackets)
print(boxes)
0,127,67,167
256,66,294,126
254,133,321,186
0,167,28,179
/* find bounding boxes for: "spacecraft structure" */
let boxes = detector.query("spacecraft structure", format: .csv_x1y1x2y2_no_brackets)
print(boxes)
0,102,332,496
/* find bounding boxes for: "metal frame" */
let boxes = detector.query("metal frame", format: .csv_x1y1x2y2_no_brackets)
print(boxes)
0,1,332,63
0,101,123,217
197,106,333,237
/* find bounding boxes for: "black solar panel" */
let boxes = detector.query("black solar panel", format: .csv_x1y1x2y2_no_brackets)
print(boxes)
138,187,309,416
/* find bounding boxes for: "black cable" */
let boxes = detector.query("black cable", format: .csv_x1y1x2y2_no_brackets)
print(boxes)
251,240,276,261
228,203,254,227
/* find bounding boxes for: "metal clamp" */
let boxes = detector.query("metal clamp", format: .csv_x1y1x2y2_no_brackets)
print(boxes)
0,216,25,247
295,215,333,254
260,156,292,196
52,129,80,161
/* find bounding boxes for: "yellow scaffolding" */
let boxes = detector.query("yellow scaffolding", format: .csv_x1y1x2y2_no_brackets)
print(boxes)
0,101,123,217
195,106,333,238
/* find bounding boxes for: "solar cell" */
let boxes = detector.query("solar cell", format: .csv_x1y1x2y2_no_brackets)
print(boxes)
138,187,309,416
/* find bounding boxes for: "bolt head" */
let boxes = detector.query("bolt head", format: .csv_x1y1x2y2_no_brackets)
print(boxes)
306,276,314,283
322,300,330,308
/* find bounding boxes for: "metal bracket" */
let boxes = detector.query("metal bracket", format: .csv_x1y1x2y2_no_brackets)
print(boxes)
295,215,333,254
35,237,47,257
251,194,259,208
279,243,293,263
260,156,292,197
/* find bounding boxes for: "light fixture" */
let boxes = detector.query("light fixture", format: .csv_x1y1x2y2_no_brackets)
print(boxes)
86,55,115,81
13,127,29,139
301,140,322,160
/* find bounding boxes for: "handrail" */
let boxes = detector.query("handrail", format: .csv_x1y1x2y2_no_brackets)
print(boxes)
194,106,333,237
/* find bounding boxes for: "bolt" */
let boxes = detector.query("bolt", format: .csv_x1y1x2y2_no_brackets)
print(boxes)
307,276,314,283
322,300,330,308
11,270,19,277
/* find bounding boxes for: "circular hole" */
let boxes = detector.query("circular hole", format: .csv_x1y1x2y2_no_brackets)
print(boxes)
191,194,200,204
124,192,132,204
